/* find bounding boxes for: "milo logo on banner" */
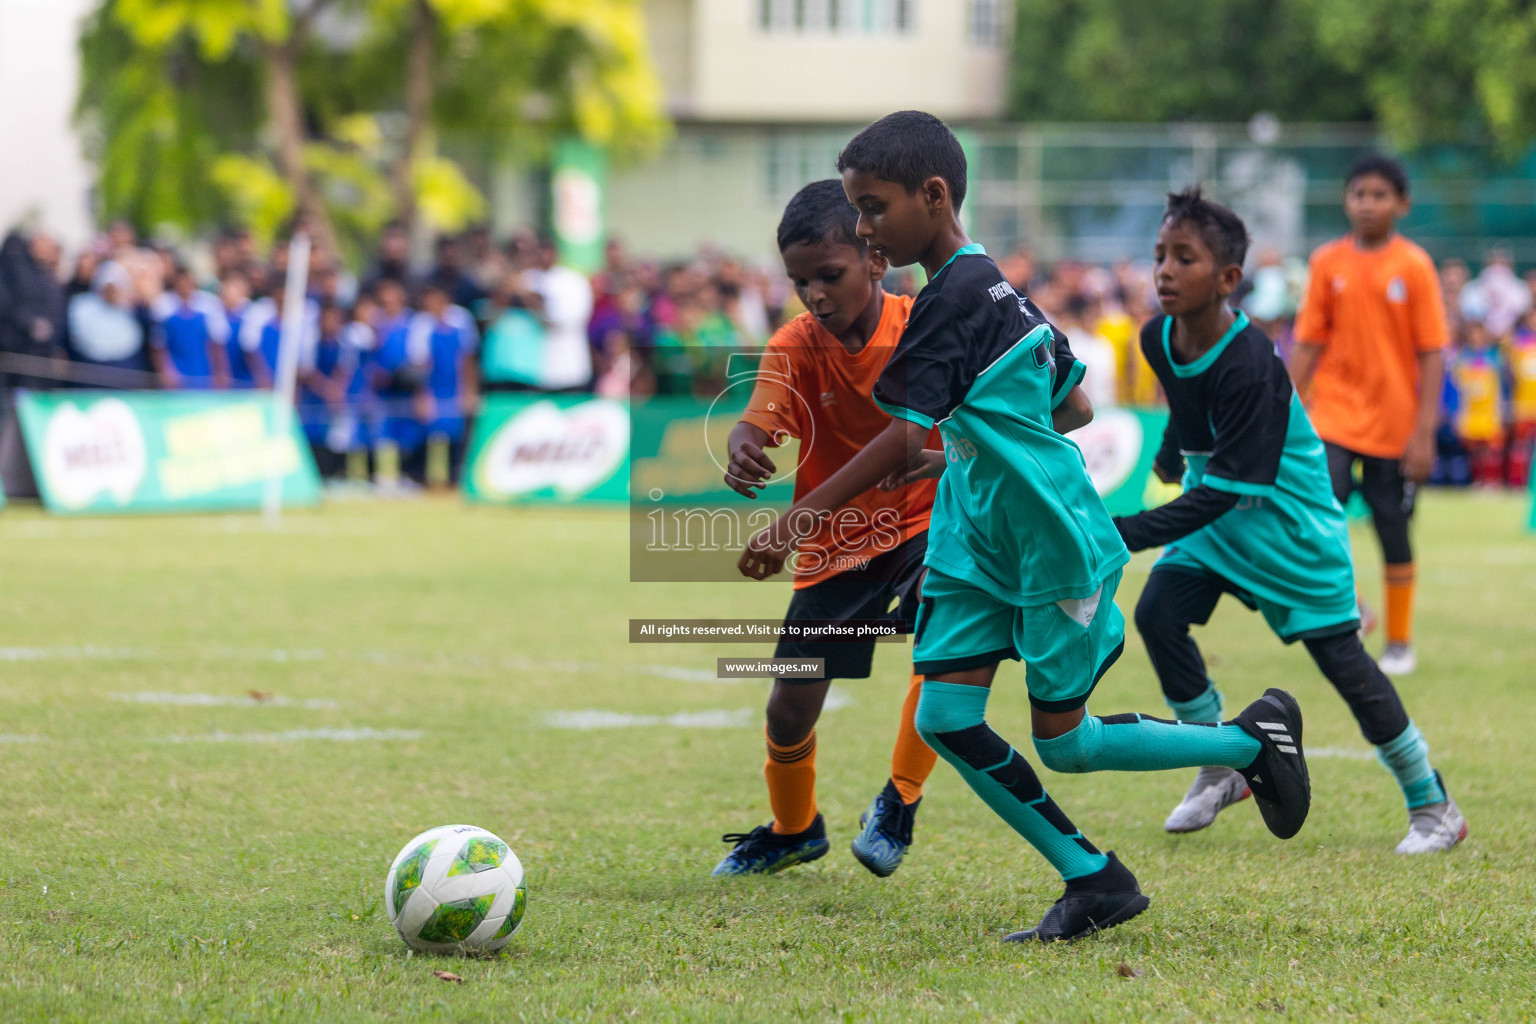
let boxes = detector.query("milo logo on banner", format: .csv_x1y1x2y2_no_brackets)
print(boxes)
466,396,629,503
40,397,148,510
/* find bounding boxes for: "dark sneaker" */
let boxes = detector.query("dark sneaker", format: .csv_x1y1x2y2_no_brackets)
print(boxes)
1231,688,1310,840
850,779,919,878
711,814,829,876
1003,853,1149,943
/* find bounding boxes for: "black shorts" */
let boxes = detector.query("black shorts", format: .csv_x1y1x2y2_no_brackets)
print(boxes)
1324,442,1415,519
773,532,927,682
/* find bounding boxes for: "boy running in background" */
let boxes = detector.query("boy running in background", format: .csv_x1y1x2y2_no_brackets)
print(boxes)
742,112,1312,942
1291,156,1448,676
716,180,1092,879
1117,188,1467,854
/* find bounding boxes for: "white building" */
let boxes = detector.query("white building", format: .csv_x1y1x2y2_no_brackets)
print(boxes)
601,0,1013,261
0,0,96,248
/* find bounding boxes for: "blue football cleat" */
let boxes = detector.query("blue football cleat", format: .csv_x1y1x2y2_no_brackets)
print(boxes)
711,814,829,876
850,780,919,878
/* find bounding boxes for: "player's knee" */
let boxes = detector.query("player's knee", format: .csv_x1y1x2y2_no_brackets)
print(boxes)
913,685,979,749
1033,720,1096,774
765,684,818,745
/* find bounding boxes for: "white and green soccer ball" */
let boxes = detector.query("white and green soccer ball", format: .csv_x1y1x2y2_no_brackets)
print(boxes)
385,824,526,954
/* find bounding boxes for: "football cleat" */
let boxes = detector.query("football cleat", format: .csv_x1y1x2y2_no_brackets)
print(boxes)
1396,774,1468,854
1163,765,1252,833
1231,688,1311,840
711,814,829,876
1378,643,1417,676
1003,853,1150,943
850,779,919,878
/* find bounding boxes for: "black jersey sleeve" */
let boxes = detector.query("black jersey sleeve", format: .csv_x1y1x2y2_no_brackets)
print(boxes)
1113,488,1239,552
873,293,974,429
1152,420,1184,481
1048,326,1085,409
1201,343,1289,495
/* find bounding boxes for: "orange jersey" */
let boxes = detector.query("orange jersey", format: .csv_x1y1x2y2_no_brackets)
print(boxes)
741,294,937,588
1295,235,1448,458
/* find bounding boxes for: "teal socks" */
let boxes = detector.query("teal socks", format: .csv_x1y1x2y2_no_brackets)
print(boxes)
1033,712,1261,774
1377,722,1445,808
914,682,1108,881
1166,681,1224,724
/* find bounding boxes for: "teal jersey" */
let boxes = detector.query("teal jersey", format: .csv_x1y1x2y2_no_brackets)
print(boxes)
1139,312,1358,638
872,246,1127,606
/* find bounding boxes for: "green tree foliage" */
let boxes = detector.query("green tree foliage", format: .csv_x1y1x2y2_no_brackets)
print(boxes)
1302,0,1536,153
77,0,667,258
1009,0,1371,124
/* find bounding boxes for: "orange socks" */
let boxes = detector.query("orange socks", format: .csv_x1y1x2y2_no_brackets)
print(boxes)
890,672,938,804
765,729,818,835
1384,562,1416,646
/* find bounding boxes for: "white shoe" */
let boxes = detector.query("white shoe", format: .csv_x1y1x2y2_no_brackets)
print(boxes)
1395,796,1468,854
1378,643,1417,676
1164,766,1251,833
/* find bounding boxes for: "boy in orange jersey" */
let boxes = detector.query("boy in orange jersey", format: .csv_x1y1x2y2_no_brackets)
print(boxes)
1292,155,1448,676
712,180,1093,877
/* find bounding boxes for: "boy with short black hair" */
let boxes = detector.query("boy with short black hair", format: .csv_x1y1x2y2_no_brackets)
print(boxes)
719,180,1096,880
741,111,1312,942
1291,155,1448,675
1117,187,1465,853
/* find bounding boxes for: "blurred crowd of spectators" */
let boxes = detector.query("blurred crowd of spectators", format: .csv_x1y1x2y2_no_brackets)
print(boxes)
1,220,1534,490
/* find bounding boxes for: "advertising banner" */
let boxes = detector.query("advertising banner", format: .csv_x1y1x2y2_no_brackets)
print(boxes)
464,394,1172,516
550,137,608,275
464,394,630,504
14,390,321,515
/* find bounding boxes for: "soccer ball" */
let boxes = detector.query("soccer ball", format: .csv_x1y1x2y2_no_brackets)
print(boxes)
384,824,526,954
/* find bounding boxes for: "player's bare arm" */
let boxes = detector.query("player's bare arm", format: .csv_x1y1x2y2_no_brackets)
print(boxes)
738,417,929,580
1289,341,1324,402
1403,348,1444,482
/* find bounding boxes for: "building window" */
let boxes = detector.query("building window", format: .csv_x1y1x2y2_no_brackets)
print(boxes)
758,0,913,33
969,0,1003,45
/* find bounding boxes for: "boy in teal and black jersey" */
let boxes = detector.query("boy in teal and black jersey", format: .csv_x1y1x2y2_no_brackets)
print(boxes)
741,110,1312,943
1115,188,1466,854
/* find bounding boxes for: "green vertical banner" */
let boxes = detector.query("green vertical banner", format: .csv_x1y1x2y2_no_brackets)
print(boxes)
551,137,608,274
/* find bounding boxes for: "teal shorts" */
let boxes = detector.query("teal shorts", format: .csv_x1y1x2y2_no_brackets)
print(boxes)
912,568,1126,712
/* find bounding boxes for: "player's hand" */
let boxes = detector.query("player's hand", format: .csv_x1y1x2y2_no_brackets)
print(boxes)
414,391,437,423
738,522,792,580
1153,457,1185,485
1402,429,1435,484
724,440,777,499
879,449,946,491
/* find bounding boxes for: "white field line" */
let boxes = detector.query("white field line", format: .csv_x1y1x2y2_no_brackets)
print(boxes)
113,692,340,709
159,727,422,744
1307,746,1377,761
0,645,806,684
0,735,41,743
545,686,854,730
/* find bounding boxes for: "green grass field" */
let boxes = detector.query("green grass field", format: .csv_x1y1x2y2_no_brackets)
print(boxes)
1,493,1534,1022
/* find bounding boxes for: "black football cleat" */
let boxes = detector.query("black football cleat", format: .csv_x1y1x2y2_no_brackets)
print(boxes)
1231,687,1311,840
1003,852,1150,943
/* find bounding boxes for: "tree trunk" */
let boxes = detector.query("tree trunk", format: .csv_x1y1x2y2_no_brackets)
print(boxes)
392,0,436,245
264,37,340,262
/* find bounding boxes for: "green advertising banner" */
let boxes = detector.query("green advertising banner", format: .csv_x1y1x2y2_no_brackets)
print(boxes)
15,390,321,515
465,393,1173,515
550,137,607,275
464,393,630,504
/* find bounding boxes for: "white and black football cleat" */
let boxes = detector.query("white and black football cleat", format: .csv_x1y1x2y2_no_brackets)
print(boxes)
1396,773,1468,854
1231,688,1310,840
